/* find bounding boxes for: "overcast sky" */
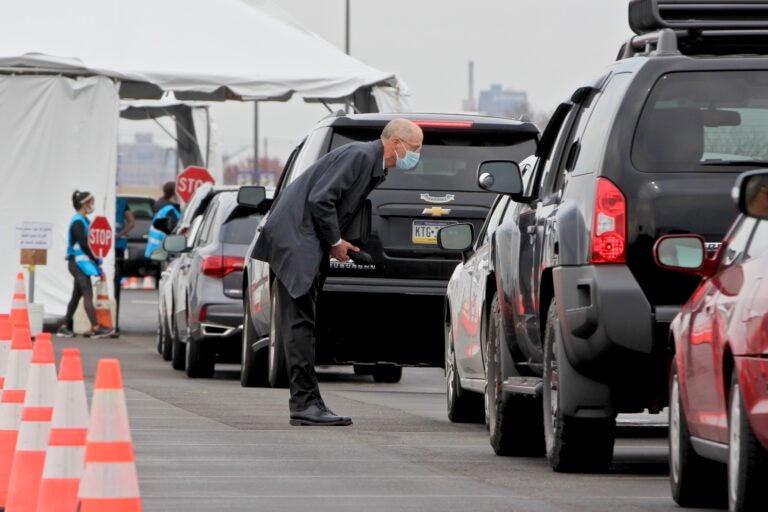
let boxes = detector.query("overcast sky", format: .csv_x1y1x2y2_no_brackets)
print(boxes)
121,0,631,161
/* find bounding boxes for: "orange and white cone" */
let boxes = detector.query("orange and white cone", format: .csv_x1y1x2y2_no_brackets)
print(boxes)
0,315,12,392
5,333,56,512
141,276,154,291
0,326,33,508
94,276,113,330
77,359,142,512
36,348,88,512
10,274,29,332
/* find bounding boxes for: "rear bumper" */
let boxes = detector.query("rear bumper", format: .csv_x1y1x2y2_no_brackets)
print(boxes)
553,265,674,413
323,277,448,296
736,356,768,449
191,303,243,342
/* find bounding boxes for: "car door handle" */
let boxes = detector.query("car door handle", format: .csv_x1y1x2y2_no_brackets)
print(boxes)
526,226,536,235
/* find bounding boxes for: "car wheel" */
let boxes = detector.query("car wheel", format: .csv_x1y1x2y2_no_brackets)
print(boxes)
446,327,484,423
669,362,726,506
372,364,402,383
156,312,164,355
241,291,269,388
170,317,186,371
185,339,215,379
486,292,544,456
160,312,173,362
728,373,767,512
543,298,615,473
268,292,289,389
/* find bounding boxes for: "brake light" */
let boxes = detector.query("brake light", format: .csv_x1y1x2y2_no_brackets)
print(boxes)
199,304,208,322
413,120,474,129
590,178,626,264
201,256,244,278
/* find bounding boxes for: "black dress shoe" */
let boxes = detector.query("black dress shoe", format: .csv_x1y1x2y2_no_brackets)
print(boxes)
289,404,353,426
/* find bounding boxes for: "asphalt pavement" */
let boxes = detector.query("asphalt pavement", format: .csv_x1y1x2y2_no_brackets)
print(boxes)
50,290,712,512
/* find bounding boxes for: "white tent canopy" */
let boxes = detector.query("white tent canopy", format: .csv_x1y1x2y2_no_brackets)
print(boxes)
0,0,405,104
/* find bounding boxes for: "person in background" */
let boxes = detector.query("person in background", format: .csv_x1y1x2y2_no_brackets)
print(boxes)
144,181,181,259
57,190,115,338
114,196,135,333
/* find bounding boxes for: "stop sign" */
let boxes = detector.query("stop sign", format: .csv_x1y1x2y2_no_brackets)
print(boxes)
88,216,113,258
176,166,215,204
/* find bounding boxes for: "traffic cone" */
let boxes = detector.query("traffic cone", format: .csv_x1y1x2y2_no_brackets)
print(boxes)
141,276,154,290
0,326,33,508
93,276,113,330
77,359,141,512
124,277,139,290
0,315,12,392
10,274,29,331
5,333,56,512
36,348,88,512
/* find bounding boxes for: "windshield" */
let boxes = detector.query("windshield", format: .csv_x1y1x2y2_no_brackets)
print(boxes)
632,71,768,172
331,128,536,191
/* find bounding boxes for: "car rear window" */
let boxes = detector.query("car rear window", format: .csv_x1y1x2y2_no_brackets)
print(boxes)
124,198,154,219
632,71,768,172
220,213,263,244
331,128,536,191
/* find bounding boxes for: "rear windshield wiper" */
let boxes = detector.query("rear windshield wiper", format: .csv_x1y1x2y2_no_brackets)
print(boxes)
701,160,768,167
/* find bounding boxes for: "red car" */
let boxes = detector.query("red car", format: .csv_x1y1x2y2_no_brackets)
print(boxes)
655,170,768,512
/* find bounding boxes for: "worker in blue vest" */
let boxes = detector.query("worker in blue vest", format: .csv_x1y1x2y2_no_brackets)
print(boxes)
114,196,135,333
144,182,181,259
57,190,114,339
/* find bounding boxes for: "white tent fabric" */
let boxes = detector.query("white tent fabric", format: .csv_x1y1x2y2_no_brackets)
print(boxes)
0,0,401,103
0,76,118,316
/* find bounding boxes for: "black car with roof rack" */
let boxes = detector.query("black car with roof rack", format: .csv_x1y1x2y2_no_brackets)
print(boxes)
437,0,768,477
239,112,538,387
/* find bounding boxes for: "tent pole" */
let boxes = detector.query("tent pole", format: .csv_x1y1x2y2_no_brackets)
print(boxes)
345,0,350,114
253,101,259,185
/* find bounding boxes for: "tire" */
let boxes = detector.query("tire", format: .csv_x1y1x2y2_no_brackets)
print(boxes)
185,338,215,379
241,292,269,388
268,292,289,388
669,363,727,507
446,327,484,423
353,364,373,376
156,312,164,355
160,314,173,361
728,374,768,512
170,317,186,371
372,365,402,383
543,299,615,473
486,293,544,456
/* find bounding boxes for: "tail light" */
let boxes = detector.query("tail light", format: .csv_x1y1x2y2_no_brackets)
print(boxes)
201,256,244,278
199,305,208,322
590,178,626,264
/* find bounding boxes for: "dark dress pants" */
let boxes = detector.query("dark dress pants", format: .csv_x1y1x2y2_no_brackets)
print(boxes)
275,268,328,413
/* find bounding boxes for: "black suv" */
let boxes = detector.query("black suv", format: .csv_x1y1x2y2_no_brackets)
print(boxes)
440,0,768,472
240,112,538,387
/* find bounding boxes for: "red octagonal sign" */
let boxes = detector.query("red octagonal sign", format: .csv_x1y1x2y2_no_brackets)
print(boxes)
176,166,215,204
88,216,113,258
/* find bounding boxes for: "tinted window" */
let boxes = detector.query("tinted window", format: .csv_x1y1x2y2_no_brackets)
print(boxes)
633,71,768,172
220,214,263,244
331,128,536,191
571,73,633,176
478,195,509,246
747,219,768,259
123,197,154,219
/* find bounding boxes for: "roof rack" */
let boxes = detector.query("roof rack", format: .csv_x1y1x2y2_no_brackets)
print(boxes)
629,0,768,34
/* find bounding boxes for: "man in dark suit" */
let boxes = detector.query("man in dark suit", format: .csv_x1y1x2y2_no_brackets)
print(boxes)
254,118,424,426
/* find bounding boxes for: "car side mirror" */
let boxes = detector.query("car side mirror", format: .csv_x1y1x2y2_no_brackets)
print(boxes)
163,234,188,254
477,160,524,197
438,223,474,261
237,186,270,212
152,217,172,235
653,235,715,277
734,169,768,220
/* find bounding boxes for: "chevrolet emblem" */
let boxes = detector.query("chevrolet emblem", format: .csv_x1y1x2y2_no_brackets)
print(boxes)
423,207,451,217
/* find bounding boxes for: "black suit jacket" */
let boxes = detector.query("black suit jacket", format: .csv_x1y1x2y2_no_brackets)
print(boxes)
253,140,387,298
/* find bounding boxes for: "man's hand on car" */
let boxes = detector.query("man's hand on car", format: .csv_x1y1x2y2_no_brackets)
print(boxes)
330,239,359,262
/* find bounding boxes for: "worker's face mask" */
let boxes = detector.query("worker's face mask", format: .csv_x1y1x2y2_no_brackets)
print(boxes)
395,141,420,171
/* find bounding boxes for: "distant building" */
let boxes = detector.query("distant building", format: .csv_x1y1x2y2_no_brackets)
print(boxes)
223,147,283,188
478,84,530,119
117,133,177,187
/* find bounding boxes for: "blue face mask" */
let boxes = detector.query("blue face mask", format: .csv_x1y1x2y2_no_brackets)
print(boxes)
395,140,420,171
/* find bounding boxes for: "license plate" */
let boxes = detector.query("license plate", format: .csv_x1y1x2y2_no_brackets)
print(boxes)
412,220,456,245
